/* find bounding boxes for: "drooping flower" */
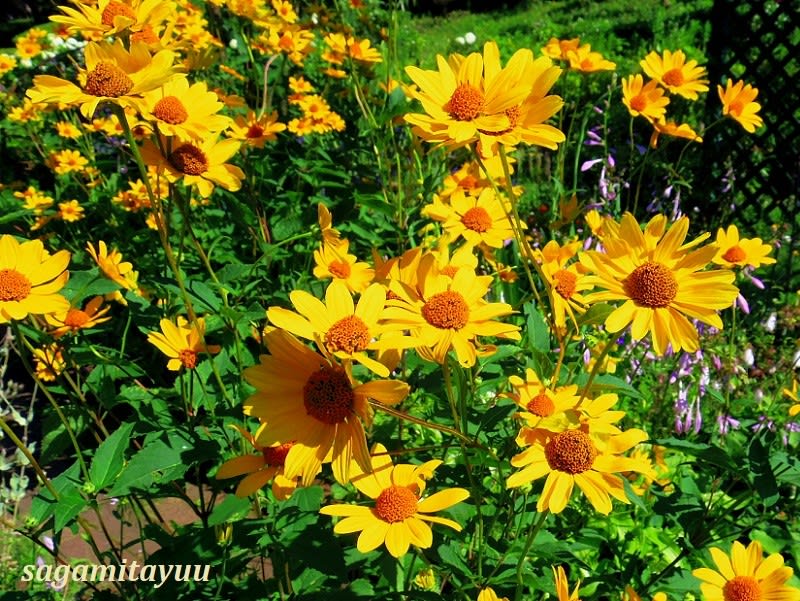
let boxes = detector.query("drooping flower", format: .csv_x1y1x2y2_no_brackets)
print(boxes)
718,79,763,133
0,235,70,324
26,40,180,119
649,119,703,148
243,329,409,485
712,225,775,269
45,296,111,338
383,258,520,367
147,316,220,371
553,566,581,601
692,540,800,601
319,443,469,557
640,49,709,100
581,213,738,355
86,240,139,293
215,425,298,500
622,74,669,122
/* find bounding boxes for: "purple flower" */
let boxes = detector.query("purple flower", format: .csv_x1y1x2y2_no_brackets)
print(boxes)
716,414,740,435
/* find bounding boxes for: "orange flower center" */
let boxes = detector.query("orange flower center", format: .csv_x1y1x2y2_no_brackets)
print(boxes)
623,261,678,308
169,144,209,176
179,349,198,369
439,265,459,278
101,1,136,27
458,174,480,190
262,442,293,466
422,291,469,330
662,68,684,87
130,25,160,45
0,269,32,302
526,393,555,417
461,206,492,233
153,96,189,124
580,58,594,71
727,101,744,117
553,269,577,299
629,94,647,112
545,430,597,474
325,315,371,354
505,105,522,129
64,309,90,328
447,83,484,121
302,366,354,424
328,260,351,279
722,245,747,263
374,485,418,523
84,62,134,98
247,124,265,138
722,576,761,601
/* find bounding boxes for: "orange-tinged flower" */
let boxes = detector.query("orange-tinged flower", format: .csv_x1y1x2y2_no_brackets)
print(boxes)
477,588,510,601
33,344,66,382
537,239,592,331
55,121,83,139
718,79,763,133
566,44,616,72
712,225,775,269
319,443,468,557
624,585,667,601
50,150,89,175
227,110,286,148
313,239,375,294
641,49,709,100
147,316,220,371
50,0,175,39
622,74,669,122
553,566,581,601
86,240,138,291
0,235,70,323
541,37,580,62
45,296,111,338
649,119,702,148
57,200,85,222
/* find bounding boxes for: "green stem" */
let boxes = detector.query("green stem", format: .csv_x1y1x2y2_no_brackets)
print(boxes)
514,510,549,601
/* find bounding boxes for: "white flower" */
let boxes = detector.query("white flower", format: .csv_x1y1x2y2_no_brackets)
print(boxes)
763,312,777,332
455,36,465,45
742,347,755,368
464,32,477,44
793,348,800,369
228,38,239,49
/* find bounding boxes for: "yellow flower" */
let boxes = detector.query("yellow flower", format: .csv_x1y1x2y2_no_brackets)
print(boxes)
50,150,89,175
243,329,410,485
541,37,581,62
86,241,138,291
135,77,231,140
478,588,510,601
507,424,650,514
506,368,581,433
415,568,437,590
14,186,54,213
317,203,341,245
267,282,419,377
289,76,314,95
27,40,179,119
313,240,375,294
227,110,286,148
384,259,521,367
0,54,17,76
58,200,85,222
404,43,534,146
0,235,70,324
537,239,592,331
422,187,518,249
553,566,581,600
784,379,800,417
566,44,616,72
624,585,667,601
33,344,66,382
141,135,244,198
272,0,297,23
147,316,220,371
55,121,83,139
347,37,383,64
718,79,763,133
45,296,111,338
640,49,709,100
649,119,703,148
622,74,669,122
712,225,775,269
692,540,800,601
50,0,175,39
216,425,298,500
581,213,738,355
319,443,469,557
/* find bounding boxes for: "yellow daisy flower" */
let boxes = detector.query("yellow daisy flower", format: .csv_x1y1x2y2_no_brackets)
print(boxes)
45,296,111,338
312,239,375,294
404,44,533,146
649,119,703,148
50,0,174,38
423,187,518,249
317,203,341,245
0,54,17,76
216,425,298,500
50,150,89,175
692,540,800,601
33,344,66,382
624,585,667,601
506,368,581,432
554,566,581,600
622,74,669,122
0,235,70,323
712,225,775,269
566,44,616,72
541,37,581,62
27,40,179,119
147,316,220,371
319,443,469,558
141,135,244,198
86,240,138,292
227,110,286,148
384,260,521,367
784,379,800,417
55,121,83,139
537,239,592,331
135,77,231,140
581,213,738,355
477,588,509,601
718,79,763,133
267,282,419,377
640,49,709,100
507,425,650,514
58,200,85,222
243,329,410,485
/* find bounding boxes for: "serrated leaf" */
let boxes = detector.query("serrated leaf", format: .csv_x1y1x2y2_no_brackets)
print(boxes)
207,494,252,526
90,422,135,490
108,433,192,496
54,493,87,531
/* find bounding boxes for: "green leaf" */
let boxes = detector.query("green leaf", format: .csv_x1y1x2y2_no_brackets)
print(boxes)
108,433,192,496
577,373,643,400
652,437,736,471
90,422,135,490
208,494,252,526
53,493,88,532
748,436,779,507
0,210,31,224
524,302,550,354
576,302,614,327
187,279,222,312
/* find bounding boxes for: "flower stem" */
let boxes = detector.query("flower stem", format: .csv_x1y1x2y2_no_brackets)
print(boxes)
514,510,549,601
